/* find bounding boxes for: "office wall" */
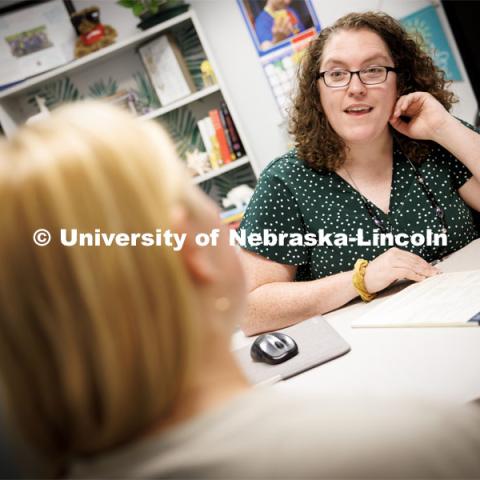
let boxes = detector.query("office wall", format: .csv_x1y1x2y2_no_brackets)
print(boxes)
74,0,478,172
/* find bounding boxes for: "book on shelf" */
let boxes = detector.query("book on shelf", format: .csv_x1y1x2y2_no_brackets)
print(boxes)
209,109,232,165
220,206,246,225
220,101,246,159
197,104,245,170
218,108,236,162
138,34,196,106
197,116,222,169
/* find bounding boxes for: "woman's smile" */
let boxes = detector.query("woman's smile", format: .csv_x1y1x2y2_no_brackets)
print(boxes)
344,103,374,116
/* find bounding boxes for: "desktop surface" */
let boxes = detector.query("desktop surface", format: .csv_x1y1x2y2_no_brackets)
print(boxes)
276,239,480,403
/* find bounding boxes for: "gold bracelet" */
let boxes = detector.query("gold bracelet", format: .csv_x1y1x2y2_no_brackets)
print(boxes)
352,259,376,302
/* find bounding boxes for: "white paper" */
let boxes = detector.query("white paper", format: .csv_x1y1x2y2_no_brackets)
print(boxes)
0,0,75,87
139,35,192,106
352,270,480,328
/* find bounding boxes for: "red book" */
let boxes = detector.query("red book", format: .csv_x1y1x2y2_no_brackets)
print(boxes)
209,109,232,164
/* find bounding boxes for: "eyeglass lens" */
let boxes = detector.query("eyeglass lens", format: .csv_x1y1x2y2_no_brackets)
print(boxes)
323,67,388,87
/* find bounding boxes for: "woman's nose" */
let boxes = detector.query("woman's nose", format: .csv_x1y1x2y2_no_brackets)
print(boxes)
347,72,367,96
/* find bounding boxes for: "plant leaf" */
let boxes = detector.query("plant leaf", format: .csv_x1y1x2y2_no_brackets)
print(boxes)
133,3,145,16
159,106,203,160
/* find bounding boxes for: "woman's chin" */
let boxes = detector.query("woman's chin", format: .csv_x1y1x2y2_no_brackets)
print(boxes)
341,126,387,145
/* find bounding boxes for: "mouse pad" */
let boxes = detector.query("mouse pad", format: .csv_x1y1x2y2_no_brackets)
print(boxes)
233,316,351,385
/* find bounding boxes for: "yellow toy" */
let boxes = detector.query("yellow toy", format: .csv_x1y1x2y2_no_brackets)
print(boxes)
200,60,217,87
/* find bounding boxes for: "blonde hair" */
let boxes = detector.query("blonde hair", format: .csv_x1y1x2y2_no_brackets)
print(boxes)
0,102,203,472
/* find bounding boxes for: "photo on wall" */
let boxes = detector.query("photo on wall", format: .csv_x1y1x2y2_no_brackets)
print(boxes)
5,26,53,58
238,0,320,56
237,0,321,117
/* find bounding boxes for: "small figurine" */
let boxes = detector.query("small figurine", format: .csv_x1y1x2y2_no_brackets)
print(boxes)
26,96,50,125
200,60,217,87
186,149,212,177
70,6,117,59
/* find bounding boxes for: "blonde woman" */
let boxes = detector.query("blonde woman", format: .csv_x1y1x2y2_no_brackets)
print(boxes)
0,103,480,478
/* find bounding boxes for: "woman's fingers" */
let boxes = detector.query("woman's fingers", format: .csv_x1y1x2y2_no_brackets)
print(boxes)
364,247,441,294
392,251,440,281
394,92,425,117
395,257,438,276
396,264,438,279
395,268,429,283
393,95,410,118
390,248,437,270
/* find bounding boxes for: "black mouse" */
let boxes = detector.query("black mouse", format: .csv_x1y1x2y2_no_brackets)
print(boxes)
250,332,298,365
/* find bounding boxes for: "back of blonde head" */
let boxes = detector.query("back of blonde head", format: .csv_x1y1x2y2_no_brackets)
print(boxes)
0,102,202,472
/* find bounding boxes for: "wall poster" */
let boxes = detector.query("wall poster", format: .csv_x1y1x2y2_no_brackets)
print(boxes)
237,0,321,116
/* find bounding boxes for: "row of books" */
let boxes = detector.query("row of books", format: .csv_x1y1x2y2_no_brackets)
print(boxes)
220,205,245,229
197,100,246,169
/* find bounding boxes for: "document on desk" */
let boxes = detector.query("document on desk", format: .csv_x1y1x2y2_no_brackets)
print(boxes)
352,270,480,328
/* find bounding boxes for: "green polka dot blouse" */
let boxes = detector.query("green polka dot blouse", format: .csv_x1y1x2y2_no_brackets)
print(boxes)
240,126,479,281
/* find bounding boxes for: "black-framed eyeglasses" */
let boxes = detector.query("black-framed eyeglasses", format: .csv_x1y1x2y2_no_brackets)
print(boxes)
317,66,398,88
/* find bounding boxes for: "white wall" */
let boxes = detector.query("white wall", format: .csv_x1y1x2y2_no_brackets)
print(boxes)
192,0,478,171
315,0,477,123
75,0,478,173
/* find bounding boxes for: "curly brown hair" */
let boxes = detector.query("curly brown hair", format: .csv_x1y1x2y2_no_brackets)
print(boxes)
289,11,457,171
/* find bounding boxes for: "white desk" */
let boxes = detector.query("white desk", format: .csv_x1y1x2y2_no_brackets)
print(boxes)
237,239,480,404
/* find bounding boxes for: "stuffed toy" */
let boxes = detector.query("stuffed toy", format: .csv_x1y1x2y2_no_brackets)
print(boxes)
71,6,117,59
222,185,254,211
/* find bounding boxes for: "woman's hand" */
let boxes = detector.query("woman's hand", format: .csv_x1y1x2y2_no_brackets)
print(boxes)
363,247,440,294
389,92,453,142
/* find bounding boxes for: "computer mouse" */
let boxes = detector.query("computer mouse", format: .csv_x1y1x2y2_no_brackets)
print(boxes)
250,332,298,365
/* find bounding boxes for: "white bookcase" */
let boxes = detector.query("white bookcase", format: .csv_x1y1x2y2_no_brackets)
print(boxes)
0,7,258,209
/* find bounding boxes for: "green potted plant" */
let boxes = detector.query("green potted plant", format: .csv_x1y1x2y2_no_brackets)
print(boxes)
117,0,189,30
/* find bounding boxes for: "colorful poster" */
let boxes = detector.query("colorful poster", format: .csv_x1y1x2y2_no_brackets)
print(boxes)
237,0,320,116
401,5,462,81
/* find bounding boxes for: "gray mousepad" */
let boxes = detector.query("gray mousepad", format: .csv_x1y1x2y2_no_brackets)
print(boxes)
233,316,351,385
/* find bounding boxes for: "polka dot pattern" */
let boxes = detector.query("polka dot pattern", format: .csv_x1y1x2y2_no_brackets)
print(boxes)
240,124,480,281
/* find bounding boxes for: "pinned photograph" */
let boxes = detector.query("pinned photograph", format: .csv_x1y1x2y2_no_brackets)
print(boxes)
237,0,320,55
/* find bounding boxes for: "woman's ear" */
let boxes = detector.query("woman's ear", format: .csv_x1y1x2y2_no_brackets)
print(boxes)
170,205,217,285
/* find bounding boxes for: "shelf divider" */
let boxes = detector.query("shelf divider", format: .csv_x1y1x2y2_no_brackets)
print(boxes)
192,156,249,184
140,84,220,120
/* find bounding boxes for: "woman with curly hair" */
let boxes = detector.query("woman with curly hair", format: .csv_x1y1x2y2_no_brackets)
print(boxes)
239,11,480,335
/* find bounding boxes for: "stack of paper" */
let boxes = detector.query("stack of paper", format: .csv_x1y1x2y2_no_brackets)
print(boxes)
352,270,480,328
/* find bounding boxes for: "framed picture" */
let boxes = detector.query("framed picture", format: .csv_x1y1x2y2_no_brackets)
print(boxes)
0,0,75,89
138,34,196,107
237,0,320,56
